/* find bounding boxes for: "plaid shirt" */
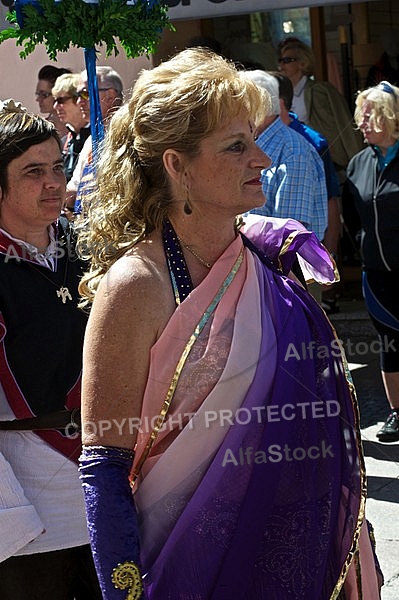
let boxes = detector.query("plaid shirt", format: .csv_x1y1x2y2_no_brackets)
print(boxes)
251,117,328,240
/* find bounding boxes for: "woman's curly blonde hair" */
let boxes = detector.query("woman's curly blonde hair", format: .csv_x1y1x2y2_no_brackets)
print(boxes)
77,47,269,304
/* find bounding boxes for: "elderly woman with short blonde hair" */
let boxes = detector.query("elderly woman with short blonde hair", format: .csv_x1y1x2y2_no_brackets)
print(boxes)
346,81,399,444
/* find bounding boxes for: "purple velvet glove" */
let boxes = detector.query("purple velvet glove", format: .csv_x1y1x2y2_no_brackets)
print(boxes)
79,445,144,599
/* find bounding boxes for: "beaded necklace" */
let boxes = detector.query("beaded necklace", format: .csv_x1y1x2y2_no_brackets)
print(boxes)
162,220,194,306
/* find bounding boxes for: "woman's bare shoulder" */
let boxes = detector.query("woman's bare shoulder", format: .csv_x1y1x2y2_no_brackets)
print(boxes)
92,235,173,337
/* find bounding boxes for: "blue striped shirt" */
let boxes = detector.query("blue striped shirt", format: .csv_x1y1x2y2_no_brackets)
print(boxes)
251,117,328,240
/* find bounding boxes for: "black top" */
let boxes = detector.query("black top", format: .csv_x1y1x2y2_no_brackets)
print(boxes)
0,219,88,416
62,125,91,182
345,145,399,271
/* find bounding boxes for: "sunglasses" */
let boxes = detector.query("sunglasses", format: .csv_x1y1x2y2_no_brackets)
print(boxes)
278,57,298,64
76,87,112,101
35,91,52,99
53,95,76,105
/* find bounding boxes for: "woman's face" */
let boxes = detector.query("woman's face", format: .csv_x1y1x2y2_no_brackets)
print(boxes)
35,79,55,114
358,100,396,149
185,112,270,217
0,138,66,236
278,49,303,85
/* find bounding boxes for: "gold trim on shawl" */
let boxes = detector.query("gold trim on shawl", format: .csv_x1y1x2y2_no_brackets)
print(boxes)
330,253,340,283
279,230,340,283
130,248,244,486
278,230,309,271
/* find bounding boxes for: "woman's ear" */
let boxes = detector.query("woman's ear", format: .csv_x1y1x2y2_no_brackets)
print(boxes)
162,149,185,185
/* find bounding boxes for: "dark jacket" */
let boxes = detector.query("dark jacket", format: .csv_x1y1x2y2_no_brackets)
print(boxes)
345,145,399,271
62,125,91,182
304,79,363,171
0,219,88,459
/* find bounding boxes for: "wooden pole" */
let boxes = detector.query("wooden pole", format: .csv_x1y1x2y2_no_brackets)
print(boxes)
310,7,328,81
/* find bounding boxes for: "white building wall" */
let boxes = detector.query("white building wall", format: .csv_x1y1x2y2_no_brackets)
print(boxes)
0,33,152,113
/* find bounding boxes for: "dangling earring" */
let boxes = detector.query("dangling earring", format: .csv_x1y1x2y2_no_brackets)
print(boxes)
183,180,192,215
184,201,192,215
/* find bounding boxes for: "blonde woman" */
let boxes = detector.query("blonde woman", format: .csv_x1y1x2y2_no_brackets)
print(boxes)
78,48,381,599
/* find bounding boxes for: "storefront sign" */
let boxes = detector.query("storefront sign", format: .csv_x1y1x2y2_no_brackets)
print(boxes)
166,0,352,20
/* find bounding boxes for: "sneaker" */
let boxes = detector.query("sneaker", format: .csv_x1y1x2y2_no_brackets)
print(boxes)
376,411,399,442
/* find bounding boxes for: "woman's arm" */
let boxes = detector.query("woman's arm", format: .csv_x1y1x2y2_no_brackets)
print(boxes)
81,255,161,449
79,252,170,598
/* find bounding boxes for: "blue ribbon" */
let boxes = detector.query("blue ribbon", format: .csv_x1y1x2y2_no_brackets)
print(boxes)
15,0,161,161
84,47,104,166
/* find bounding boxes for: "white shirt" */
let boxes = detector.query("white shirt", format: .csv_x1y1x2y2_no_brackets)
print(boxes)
292,75,309,124
66,136,92,194
0,225,57,270
0,384,89,556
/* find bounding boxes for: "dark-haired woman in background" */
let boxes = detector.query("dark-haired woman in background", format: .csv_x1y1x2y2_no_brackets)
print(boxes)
35,64,72,138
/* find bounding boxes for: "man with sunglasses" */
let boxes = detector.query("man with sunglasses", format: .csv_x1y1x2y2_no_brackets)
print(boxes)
65,66,123,217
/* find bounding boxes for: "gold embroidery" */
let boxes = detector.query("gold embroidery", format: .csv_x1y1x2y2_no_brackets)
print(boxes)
111,562,143,599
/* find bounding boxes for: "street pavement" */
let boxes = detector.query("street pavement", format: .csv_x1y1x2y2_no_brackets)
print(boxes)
330,274,399,600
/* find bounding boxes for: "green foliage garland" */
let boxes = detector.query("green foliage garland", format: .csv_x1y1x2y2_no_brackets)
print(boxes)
0,0,171,60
